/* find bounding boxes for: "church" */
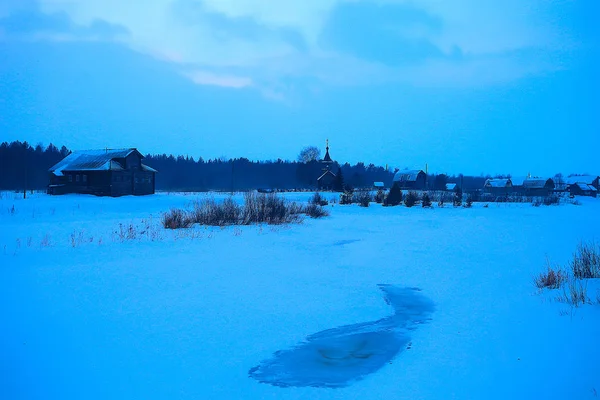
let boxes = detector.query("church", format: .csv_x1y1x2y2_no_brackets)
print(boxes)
317,140,337,191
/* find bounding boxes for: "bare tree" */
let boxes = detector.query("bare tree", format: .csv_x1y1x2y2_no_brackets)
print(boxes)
297,146,321,163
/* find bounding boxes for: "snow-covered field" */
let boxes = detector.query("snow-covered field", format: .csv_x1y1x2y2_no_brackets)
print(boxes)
1,192,599,399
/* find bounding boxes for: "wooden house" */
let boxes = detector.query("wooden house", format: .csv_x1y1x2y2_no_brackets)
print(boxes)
48,148,157,196
570,183,597,198
317,170,336,191
393,170,426,190
483,178,512,196
522,178,555,197
566,175,600,191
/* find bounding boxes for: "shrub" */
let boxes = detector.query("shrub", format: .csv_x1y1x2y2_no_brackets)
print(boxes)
534,260,567,289
464,195,473,208
241,192,301,225
374,189,385,204
543,195,560,206
558,279,589,307
303,203,330,218
162,208,192,229
385,183,402,206
422,193,432,208
452,186,462,207
339,190,353,205
404,191,418,208
309,192,328,206
571,241,600,279
353,190,372,207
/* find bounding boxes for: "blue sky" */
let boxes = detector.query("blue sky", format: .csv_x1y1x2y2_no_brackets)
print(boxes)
0,0,598,176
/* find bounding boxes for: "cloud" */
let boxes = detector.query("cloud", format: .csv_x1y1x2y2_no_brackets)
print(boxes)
2,0,583,93
183,69,253,88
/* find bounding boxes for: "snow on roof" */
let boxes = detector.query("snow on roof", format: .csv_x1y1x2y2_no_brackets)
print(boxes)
374,182,384,187
141,164,158,173
446,183,457,190
317,170,336,181
576,183,597,192
393,170,424,182
485,178,511,188
510,176,526,186
49,149,140,175
523,178,552,189
566,175,599,185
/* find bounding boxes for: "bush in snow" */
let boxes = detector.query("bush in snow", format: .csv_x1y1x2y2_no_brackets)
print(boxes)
571,241,600,279
558,279,589,307
384,183,402,206
464,195,473,208
404,191,418,208
374,189,386,204
543,195,560,206
162,208,192,229
339,190,354,205
302,203,330,218
534,260,567,289
353,190,372,207
422,193,432,208
453,188,463,207
309,192,328,206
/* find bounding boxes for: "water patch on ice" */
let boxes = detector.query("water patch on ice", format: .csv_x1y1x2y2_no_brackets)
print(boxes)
248,285,435,388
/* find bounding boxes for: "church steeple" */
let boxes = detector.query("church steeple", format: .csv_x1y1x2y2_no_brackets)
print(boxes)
323,139,333,163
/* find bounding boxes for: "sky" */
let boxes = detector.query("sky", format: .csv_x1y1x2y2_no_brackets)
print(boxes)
0,0,598,176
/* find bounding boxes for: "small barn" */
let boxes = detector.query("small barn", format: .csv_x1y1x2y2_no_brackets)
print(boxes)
393,170,426,190
570,183,597,198
566,175,600,191
445,183,457,191
374,182,385,190
317,170,336,191
48,148,157,196
483,178,512,195
522,178,555,197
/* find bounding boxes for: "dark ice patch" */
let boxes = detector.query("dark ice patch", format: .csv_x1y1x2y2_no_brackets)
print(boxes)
249,285,434,388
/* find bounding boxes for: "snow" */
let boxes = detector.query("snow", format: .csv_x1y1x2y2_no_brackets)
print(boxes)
485,178,511,188
393,170,423,182
1,192,599,399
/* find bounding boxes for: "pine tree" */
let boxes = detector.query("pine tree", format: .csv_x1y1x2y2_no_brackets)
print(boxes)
334,167,344,192
385,182,402,206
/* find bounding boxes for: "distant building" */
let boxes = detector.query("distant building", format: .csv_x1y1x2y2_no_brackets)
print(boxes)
570,183,597,198
566,175,600,191
522,178,555,197
445,183,457,191
483,178,512,196
511,176,555,196
48,148,157,196
393,170,426,190
374,182,385,189
317,140,337,191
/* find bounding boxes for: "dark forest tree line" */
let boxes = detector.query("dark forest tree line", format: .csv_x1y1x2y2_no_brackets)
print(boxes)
1,140,493,192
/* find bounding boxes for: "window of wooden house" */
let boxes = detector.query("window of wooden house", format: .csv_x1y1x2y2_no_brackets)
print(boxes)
83,174,87,183
76,174,80,182
68,175,72,182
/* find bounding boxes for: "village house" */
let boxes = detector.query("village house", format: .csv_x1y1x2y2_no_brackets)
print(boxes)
483,178,512,196
566,175,600,191
511,177,555,197
570,183,598,198
393,170,426,190
48,148,157,196
445,183,457,191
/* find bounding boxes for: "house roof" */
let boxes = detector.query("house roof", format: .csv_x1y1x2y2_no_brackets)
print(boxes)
446,183,457,190
523,178,553,189
566,175,599,185
317,170,336,181
374,182,385,187
393,170,424,182
575,183,597,192
49,148,150,176
485,178,511,188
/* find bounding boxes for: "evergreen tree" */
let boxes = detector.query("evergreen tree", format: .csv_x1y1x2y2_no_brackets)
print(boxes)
385,182,402,206
334,167,344,192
